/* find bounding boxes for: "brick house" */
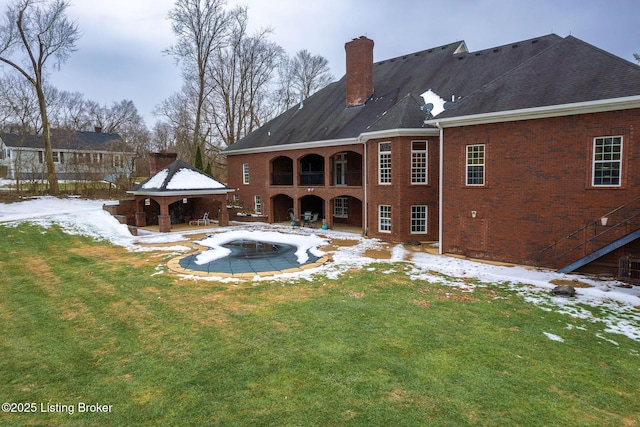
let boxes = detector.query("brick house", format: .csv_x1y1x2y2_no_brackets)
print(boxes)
224,34,640,276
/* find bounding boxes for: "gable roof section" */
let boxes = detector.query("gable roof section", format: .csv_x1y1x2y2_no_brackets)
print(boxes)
432,36,640,124
225,34,563,154
0,130,132,152
129,159,233,196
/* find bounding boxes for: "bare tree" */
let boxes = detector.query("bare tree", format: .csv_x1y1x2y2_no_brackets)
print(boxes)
153,88,198,161
0,0,80,194
165,0,234,158
47,89,90,131
207,7,283,147
290,49,333,100
0,72,41,132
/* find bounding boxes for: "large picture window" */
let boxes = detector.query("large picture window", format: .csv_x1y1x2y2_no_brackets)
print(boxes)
593,136,622,186
410,205,427,234
378,142,391,184
411,141,427,184
466,144,485,186
379,205,391,233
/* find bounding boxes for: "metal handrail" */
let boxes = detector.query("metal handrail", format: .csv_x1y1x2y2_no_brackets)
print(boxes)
536,193,640,263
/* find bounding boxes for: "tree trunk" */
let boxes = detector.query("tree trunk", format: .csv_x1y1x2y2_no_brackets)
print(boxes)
36,85,59,195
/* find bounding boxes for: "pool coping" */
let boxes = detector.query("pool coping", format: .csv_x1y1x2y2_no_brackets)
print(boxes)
166,253,331,278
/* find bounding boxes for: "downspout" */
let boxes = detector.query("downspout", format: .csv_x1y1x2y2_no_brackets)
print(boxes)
362,138,368,236
437,122,443,255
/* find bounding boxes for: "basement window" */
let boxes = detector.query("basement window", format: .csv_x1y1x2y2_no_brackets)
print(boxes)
593,136,622,186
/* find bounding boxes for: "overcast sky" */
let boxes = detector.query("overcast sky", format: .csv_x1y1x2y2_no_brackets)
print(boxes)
33,0,640,127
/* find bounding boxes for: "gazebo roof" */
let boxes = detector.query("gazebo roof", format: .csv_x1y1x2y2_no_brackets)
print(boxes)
128,159,233,197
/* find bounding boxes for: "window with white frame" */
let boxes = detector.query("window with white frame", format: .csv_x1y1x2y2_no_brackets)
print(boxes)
593,136,622,186
378,142,391,184
334,197,348,218
113,154,123,168
466,144,485,186
379,205,391,233
242,163,250,184
411,205,428,234
411,141,427,184
254,195,261,214
52,151,66,164
334,153,347,186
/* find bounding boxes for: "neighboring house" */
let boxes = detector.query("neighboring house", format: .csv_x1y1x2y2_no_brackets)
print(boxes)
0,127,134,182
224,34,640,277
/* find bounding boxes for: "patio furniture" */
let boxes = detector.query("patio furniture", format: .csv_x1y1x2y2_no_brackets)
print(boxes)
309,213,319,227
303,211,312,226
289,210,299,227
189,212,210,226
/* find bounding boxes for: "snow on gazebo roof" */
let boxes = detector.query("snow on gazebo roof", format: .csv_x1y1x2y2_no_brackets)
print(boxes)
128,159,233,197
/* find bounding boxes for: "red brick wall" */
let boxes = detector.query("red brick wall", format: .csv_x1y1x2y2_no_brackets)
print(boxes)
345,37,374,107
365,136,439,242
226,144,366,227
227,135,441,242
441,108,640,270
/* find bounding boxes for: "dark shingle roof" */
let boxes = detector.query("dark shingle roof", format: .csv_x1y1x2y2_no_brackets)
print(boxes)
225,34,563,153
436,36,640,119
0,129,131,152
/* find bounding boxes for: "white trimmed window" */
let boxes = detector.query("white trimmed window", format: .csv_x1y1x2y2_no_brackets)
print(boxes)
379,205,391,233
411,205,428,234
254,195,261,214
113,154,123,168
411,141,427,184
466,144,485,186
378,142,391,184
334,197,348,218
242,163,250,184
593,136,622,186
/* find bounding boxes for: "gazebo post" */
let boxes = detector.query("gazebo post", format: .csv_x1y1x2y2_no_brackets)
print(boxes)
134,197,147,227
218,196,229,226
158,200,171,232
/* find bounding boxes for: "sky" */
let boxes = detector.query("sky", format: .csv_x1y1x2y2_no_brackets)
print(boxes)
1,193,639,343
11,0,639,128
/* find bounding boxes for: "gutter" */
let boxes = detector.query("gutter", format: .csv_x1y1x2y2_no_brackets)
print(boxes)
224,128,439,156
426,95,640,128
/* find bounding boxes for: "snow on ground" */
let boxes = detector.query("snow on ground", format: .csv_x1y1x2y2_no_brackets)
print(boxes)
1,196,639,342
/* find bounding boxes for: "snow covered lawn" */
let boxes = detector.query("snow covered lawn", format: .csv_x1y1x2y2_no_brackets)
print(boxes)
1,196,639,342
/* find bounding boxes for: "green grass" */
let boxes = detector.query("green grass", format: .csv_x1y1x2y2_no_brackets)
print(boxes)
0,224,639,426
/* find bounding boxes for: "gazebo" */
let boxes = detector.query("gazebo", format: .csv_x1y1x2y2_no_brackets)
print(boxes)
128,157,234,232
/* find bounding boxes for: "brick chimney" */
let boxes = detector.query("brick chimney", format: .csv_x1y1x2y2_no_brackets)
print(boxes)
150,152,177,175
345,36,374,107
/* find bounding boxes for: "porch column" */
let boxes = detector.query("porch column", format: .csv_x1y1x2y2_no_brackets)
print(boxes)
325,198,333,229
158,200,171,232
218,196,229,226
324,155,332,187
135,211,147,227
134,197,147,227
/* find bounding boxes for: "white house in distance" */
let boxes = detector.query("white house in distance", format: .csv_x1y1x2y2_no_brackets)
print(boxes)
0,127,134,183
